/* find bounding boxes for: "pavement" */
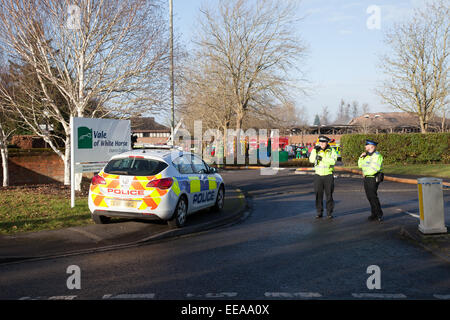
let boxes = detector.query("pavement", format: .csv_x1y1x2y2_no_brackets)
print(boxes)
400,225,450,262
0,188,248,264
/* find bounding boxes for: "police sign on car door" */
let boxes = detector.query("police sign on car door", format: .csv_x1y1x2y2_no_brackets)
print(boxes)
191,156,217,209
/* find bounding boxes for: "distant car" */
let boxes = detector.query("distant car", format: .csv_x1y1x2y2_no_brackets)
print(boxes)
331,146,342,161
88,148,225,228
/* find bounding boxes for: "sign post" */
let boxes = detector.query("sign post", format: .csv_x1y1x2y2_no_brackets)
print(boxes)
70,117,131,208
70,117,75,208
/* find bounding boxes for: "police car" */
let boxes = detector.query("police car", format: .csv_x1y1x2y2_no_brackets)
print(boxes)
88,147,225,228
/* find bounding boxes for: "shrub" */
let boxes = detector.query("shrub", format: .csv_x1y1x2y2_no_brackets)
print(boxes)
341,133,450,165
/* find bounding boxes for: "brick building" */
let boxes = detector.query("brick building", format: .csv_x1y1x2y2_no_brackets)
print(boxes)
131,117,171,145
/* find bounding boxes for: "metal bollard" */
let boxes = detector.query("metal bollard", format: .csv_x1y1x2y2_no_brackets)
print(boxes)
417,178,447,234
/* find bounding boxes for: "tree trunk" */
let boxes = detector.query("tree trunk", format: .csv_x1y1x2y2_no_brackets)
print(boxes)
222,123,228,166
442,110,447,132
0,144,8,187
235,112,244,165
419,115,428,133
64,137,71,186
0,122,9,187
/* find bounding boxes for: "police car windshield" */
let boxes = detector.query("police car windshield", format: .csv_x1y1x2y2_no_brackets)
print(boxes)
104,158,168,176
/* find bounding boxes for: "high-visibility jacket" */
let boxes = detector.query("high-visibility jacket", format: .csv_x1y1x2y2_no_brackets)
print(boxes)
309,147,338,176
358,152,383,177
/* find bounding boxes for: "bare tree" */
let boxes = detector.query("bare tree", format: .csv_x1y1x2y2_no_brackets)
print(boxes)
266,101,308,130
377,0,449,133
195,0,307,136
351,101,359,119
361,103,370,115
334,99,346,124
0,0,171,184
179,56,235,132
320,106,330,125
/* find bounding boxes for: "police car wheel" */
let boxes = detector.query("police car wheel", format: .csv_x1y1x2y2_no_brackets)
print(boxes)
168,196,188,229
212,185,225,212
92,214,111,225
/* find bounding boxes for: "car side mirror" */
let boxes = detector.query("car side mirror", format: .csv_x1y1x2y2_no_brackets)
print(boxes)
208,167,217,174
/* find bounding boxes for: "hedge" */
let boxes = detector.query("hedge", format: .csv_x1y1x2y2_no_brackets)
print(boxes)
340,133,450,165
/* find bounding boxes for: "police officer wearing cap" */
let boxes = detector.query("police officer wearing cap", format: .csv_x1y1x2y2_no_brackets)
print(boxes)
358,140,384,222
309,136,338,219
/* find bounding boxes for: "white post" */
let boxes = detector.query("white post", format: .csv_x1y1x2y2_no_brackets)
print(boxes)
70,117,75,208
418,178,447,234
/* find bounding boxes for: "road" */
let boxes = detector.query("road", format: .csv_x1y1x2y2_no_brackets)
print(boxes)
0,169,449,300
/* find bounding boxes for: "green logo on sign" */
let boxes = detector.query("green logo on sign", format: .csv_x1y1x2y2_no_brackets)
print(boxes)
78,126,93,149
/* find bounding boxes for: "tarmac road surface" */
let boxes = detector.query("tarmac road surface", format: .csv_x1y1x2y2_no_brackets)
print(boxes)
0,169,449,300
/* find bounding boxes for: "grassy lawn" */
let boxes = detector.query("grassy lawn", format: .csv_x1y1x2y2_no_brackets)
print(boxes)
344,164,450,179
0,185,93,235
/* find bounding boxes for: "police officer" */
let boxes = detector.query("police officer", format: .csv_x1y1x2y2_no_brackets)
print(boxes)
309,136,338,219
358,140,384,222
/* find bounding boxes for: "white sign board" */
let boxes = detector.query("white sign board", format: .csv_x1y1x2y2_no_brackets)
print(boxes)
70,117,131,207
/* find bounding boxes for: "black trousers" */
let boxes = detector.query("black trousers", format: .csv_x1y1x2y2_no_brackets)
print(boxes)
314,174,334,216
364,177,383,218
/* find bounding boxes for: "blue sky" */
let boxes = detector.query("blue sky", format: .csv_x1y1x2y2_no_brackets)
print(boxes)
172,0,426,124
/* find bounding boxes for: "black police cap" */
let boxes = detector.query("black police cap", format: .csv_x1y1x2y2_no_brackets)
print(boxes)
365,140,378,146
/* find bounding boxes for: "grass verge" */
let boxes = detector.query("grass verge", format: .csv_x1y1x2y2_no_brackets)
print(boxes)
0,185,93,235
344,164,450,179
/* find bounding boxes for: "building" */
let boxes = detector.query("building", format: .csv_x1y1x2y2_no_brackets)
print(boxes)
131,117,171,145
348,112,449,133
287,112,449,145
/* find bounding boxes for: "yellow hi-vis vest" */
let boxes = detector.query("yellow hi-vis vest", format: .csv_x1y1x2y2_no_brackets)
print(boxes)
309,147,338,176
358,152,383,177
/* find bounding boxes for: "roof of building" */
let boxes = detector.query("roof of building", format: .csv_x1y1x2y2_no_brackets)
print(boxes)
348,112,449,129
130,117,170,133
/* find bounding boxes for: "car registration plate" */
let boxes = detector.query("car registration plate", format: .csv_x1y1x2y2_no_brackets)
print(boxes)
110,199,138,208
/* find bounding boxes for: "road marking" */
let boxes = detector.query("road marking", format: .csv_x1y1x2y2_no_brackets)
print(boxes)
186,292,238,298
48,295,78,300
352,293,406,299
396,208,420,219
265,292,322,298
19,295,77,300
434,294,450,300
102,293,155,300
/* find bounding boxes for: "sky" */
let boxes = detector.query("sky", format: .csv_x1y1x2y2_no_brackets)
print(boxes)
171,0,427,124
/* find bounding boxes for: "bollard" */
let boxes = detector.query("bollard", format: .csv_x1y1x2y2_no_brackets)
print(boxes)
417,178,447,234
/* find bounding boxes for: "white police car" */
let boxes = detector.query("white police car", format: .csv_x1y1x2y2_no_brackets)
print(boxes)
88,148,225,228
